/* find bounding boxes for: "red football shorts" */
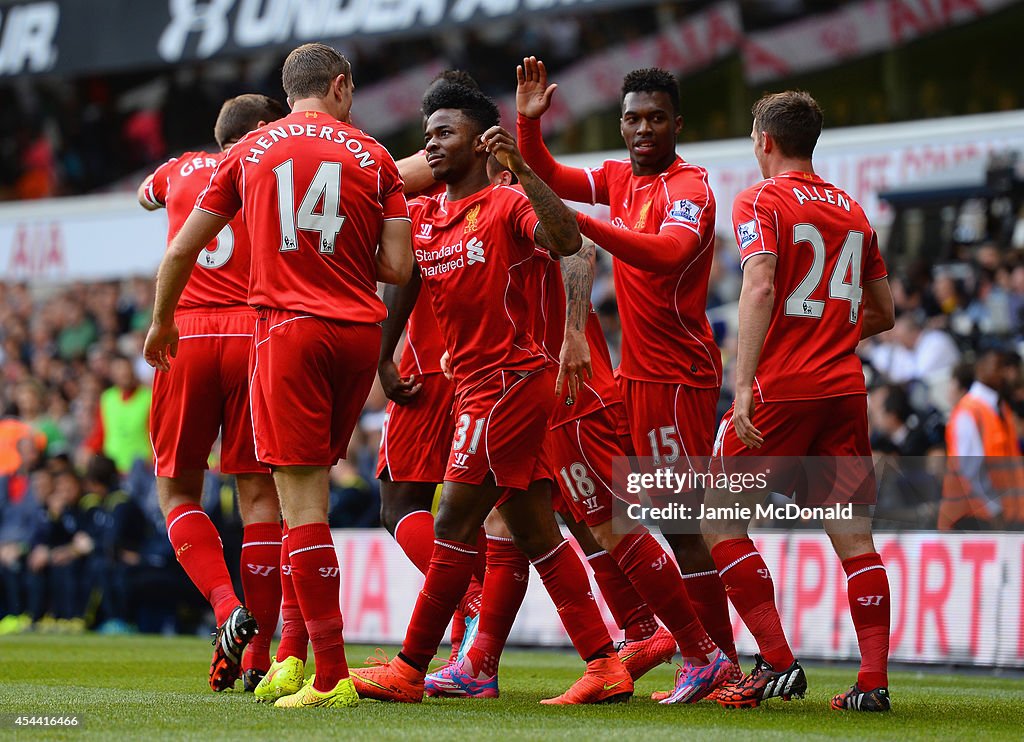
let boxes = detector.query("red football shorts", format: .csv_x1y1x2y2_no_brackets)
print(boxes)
377,372,456,483
446,368,554,491
712,394,875,505
548,404,631,527
151,309,266,477
618,378,717,497
250,308,379,467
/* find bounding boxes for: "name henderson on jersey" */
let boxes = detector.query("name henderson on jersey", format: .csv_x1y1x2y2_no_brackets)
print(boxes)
242,122,376,167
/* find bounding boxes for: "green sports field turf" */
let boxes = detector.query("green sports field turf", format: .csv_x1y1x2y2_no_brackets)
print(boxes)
1,635,1022,741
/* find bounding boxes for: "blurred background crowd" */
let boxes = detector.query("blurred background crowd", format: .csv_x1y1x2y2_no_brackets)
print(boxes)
1,0,1023,633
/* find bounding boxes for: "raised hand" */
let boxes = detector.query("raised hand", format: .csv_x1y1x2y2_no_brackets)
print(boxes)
482,125,526,174
516,56,557,119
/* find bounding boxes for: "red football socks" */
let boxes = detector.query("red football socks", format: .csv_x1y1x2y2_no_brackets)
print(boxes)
239,521,283,673
843,552,890,690
288,523,347,692
401,539,477,670
711,537,795,670
587,550,658,642
465,536,530,677
611,531,715,663
166,504,237,625
394,510,434,573
275,522,308,663
681,569,739,665
532,540,614,661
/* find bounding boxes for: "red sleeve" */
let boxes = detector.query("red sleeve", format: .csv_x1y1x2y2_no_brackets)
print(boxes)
504,187,540,243
380,152,411,221
195,149,242,219
517,114,606,205
732,182,779,268
576,212,704,273
863,229,887,282
144,157,178,208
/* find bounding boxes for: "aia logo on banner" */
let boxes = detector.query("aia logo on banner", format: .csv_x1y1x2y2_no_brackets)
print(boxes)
246,564,275,577
417,223,432,240
466,237,485,265
857,595,884,606
452,452,471,469
463,204,481,233
319,567,340,578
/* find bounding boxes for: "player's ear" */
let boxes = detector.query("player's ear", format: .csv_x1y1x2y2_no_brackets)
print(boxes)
761,131,774,155
674,114,683,135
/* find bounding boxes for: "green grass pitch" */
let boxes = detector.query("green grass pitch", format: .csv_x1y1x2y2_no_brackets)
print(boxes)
1,635,1022,741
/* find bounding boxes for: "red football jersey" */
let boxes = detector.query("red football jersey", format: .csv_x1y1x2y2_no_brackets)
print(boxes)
145,151,250,310
196,110,408,323
583,157,721,388
398,194,446,377
399,290,447,377
412,185,546,392
522,248,622,428
733,171,888,402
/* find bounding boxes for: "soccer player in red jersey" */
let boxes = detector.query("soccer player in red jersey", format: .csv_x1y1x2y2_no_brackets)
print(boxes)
377,72,489,663
703,91,894,712
138,93,285,693
351,81,632,705
516,57,738,667
144,43,412,710
425,230,735,702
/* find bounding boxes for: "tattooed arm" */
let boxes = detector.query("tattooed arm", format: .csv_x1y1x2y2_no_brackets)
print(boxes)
556,237,596,399
481,125,582,257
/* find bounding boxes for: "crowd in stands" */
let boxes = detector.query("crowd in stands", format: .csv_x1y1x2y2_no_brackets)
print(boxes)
0,278,381,634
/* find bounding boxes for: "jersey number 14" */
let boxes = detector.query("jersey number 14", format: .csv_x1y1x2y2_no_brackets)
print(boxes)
273,160,347,255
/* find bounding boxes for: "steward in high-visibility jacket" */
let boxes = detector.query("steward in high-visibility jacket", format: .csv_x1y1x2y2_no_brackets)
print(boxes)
941,380,1024,529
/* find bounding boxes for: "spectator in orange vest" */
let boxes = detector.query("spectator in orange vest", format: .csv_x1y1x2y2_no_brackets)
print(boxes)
941,342,1024,529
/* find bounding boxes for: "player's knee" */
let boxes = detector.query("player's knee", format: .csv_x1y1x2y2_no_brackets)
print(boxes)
236,474,281,525
432,510,478,546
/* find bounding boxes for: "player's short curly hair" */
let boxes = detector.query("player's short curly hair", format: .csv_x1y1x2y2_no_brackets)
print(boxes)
422,80,500,134
282,43,351,101
214,94,285,149
621,68,680,116
752,91,823,159
421,70,480,118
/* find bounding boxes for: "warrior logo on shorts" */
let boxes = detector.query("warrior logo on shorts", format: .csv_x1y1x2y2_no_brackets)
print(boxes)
737,219,758,249
668,199,700,225
464,204,481,233
452,452,471,469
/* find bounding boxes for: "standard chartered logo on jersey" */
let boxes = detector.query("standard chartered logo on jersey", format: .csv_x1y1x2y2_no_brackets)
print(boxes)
415,237,485,277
